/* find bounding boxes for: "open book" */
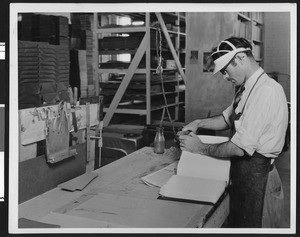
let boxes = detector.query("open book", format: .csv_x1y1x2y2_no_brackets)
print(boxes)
159,135,230,204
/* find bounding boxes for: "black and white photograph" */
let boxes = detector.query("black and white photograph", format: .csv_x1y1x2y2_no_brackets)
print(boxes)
4,2,297,235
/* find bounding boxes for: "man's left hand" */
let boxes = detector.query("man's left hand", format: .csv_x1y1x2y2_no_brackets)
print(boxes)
179,132,204,154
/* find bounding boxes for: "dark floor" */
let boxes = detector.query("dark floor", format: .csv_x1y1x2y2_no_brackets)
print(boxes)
274,147,291,228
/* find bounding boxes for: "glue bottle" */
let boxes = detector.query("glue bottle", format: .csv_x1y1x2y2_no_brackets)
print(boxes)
154,127,165,154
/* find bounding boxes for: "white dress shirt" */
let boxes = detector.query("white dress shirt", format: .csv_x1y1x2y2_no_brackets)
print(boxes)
223,67,289,158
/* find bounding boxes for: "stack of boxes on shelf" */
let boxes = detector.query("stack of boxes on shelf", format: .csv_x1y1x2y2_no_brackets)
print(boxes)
18,13,70,109
69,13,95,99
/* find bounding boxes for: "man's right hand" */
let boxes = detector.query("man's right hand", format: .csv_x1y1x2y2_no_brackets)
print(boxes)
178,120,201,135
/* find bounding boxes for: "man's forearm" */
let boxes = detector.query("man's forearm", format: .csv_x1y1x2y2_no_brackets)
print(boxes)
200,141,244,158
197,115,230,131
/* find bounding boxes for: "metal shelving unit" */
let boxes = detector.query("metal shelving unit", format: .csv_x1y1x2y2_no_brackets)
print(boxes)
92,12,186,127
237,12,264,66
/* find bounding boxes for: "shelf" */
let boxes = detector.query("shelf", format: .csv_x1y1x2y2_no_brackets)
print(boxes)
103,101,184,114
163,12,186,20
167,30,186,36
98,47,179,55
98,26,147,34
253,39,263,44
99,68,147,73
151,102,185,111
98,25,185,36
95,12,186,126
103,107,147,115
100,78,181,88
253,19,264,25
99,49,137,55
238,13,251,22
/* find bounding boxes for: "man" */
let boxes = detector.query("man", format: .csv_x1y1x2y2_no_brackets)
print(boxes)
179,37,288,228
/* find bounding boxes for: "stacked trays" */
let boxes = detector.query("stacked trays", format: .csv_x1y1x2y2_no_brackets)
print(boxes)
19,13,69,46
18,41,70,109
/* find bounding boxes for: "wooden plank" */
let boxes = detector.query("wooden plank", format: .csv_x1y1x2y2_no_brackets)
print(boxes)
102,34,147,127
56,192,206,228
58,172,99,192
18,218,60,228
19,103,99,145
155,12,187,84
40,212,128,228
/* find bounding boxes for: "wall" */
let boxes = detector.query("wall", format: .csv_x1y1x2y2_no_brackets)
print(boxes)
185,12,236,123
263,12,291,101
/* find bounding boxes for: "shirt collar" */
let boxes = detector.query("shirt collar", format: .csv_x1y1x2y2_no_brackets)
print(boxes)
244,67,264,91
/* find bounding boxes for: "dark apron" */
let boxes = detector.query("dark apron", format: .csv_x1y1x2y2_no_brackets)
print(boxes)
227,73,274,227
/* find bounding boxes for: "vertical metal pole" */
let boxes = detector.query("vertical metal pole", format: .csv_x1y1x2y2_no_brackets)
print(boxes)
86,102,90,164
155,12,186,84
94,96,103,169
93,13,100,96
145,12,151,125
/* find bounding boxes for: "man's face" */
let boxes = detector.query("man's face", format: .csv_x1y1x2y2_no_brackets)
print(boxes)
220,55,245,86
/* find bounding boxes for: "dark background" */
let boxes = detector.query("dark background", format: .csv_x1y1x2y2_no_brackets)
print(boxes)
0,0,8,236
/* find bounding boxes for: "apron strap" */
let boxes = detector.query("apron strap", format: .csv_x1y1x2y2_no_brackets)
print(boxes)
229,71,265,135
239,71,265,115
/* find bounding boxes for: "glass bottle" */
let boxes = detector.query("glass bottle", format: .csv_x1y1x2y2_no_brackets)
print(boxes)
154,127,165,154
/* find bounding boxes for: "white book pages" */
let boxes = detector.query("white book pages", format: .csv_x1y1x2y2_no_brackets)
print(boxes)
159,135,230,204
177,135,230,183
159,175,226,204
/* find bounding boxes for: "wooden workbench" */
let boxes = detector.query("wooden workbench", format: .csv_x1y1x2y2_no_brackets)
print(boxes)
18,146,229,229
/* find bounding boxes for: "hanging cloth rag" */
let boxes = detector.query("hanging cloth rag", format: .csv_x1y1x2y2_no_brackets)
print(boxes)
45,102,77,163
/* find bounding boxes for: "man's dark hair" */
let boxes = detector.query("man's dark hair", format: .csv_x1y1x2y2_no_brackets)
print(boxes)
212,37,254,58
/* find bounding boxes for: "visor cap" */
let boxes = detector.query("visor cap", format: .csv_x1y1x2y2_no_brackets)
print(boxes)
211,37,252,74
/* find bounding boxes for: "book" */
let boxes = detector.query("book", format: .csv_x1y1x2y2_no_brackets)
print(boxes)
159,135,230,204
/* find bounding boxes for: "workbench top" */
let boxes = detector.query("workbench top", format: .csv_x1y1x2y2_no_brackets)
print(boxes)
18,146,229,229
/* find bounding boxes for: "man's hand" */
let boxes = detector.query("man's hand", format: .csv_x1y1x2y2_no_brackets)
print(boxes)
182,120,200,133
179,132,204,154
179,132,245,158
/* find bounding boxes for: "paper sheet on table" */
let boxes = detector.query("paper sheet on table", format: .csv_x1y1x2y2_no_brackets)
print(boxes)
141,161,178,188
